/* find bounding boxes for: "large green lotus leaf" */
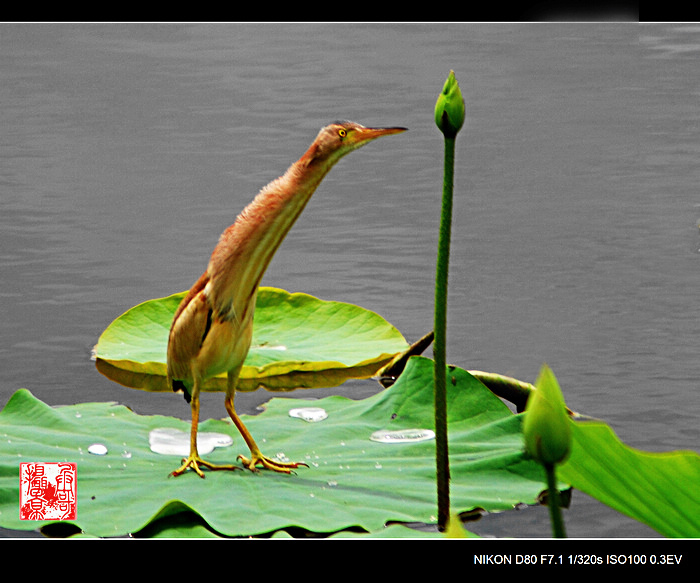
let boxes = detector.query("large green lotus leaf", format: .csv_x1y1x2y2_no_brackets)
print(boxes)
559,421,700,538
93,287,409,392
0,357,549,538
6,356,695,538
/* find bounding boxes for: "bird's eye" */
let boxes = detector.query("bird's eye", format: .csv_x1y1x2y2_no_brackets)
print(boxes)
338,128,347,138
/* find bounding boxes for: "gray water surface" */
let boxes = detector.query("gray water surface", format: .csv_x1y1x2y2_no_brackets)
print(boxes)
1,23,698,538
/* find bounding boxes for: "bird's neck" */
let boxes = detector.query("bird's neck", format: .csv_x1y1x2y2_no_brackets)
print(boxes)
238,151,332,262
206,149,335,319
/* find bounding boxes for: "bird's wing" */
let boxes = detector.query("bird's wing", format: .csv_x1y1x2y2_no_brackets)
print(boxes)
167,272,213,385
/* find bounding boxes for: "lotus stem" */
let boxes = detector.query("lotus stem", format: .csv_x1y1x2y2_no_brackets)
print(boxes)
433,133,455,531
545,463,567,538
433,70,465,531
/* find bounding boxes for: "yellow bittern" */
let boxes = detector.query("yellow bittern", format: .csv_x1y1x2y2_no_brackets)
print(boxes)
167,121,406,477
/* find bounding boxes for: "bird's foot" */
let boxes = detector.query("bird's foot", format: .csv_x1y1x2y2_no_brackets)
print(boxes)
237,451,309,474
170,454,243,478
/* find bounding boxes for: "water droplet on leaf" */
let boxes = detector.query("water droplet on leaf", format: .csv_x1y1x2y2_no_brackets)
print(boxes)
288,407,328,422
369,428,436,443
148,428,233,456
88,443,108,455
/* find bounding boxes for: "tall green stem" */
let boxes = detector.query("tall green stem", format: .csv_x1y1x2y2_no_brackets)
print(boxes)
545,463,567,538
434,135,455,531
433,70,464,533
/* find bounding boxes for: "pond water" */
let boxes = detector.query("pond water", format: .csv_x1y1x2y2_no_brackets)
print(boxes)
1,23,698,538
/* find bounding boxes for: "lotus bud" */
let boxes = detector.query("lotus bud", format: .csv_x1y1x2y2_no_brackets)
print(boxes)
523,365,572,465
434,70,465,138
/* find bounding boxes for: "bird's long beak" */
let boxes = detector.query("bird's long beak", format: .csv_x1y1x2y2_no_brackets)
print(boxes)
355,126,408,144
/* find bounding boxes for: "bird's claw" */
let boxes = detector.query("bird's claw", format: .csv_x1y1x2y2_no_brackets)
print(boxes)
170,454,243,478
237,452,309,474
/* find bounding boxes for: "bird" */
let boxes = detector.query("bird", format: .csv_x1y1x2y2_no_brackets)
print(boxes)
166,121,407,477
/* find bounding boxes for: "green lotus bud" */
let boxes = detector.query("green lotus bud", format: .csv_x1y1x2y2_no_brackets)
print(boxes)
434,70,465,138
523,365,572,465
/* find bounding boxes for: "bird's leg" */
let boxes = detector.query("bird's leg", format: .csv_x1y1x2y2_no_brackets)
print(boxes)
170,389,207,478
225,375,308,474
170,381,241,478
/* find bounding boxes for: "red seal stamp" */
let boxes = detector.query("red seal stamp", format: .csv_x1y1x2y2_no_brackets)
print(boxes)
19,463,77,521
